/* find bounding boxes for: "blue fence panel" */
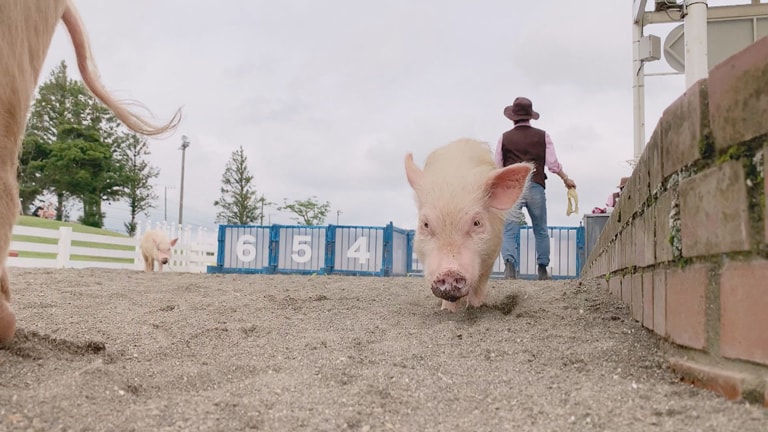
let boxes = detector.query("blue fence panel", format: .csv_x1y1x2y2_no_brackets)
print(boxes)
211,225,271,274
207,222,583,278
487,226,581,279
415,226,583,280
275,226,327,274
332,225,385,276
390,226,410,276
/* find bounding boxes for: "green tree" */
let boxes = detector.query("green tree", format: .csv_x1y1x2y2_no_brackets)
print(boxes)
19,60,134,227
213,146,268,225
118,134,159,236
279,196,331,226
18,61,75,215
44,125,125,228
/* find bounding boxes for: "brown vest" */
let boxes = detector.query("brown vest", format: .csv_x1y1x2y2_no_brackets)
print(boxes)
501,125,547,188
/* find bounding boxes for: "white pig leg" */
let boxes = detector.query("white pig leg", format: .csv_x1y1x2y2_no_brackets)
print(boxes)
441,300,460,312
467,282,488,308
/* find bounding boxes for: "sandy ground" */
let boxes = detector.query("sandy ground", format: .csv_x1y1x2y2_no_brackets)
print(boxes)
1,268,766,432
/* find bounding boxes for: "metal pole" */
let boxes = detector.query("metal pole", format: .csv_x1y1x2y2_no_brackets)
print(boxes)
685,0,709,87
260,198,264,225
632,21,646,159
336,210,341,225
178,136,190,226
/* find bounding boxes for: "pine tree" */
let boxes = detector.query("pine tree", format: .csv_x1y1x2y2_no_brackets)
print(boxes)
214,146,267,225
118,133,159,236
19,60,133,227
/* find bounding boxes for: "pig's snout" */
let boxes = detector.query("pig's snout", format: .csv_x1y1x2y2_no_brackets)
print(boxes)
430,270,469,302
160,257,169,265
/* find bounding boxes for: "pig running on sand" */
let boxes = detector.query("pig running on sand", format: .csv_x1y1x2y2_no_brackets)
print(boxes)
0,0,181,342
140,230,179,272
404,138,533,312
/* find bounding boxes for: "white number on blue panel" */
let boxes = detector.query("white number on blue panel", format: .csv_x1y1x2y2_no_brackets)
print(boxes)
346,236,370,264
236,234,257,262
292,235,312,263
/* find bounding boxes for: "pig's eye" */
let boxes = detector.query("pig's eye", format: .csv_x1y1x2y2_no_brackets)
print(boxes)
473,219,482,228
422,221,429,230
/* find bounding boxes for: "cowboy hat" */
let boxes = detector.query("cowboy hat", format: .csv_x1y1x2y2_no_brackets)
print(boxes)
504,97,540,121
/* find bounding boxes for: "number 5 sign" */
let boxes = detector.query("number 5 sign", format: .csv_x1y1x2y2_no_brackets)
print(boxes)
291,235,312,263
276,228,326,271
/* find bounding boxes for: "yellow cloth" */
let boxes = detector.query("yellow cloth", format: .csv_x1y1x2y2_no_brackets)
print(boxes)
566,188,579,216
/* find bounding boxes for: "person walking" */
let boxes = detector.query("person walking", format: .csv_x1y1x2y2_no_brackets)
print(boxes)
494,97,576,280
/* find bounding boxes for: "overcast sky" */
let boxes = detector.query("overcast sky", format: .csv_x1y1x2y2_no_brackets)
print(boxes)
38,1,736,234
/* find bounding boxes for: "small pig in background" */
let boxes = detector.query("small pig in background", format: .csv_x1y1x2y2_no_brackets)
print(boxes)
140,230,178,272
404,138,532,312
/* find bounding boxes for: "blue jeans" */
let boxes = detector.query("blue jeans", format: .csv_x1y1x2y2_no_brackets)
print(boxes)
501,182,549,269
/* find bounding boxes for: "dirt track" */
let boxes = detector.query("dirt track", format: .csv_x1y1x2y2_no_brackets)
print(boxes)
1,268,766,431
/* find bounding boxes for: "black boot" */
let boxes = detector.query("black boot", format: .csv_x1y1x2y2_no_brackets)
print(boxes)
537,265,549,281
504,261,516,280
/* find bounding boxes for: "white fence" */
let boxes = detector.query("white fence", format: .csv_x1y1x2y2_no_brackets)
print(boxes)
7,220,217,273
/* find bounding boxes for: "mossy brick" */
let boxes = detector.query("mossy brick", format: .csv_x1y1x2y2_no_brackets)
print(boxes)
633,212,655,268
597,278,608,294
720,260,768,366
623,223,635,269
653,269,667,337
660,79,708,178
633,217,646,268
642,271,654,330
601,253,609,276
631,272,643,322
709,36,768,150
666,264,709,350
608,241,618,273
647,126,664,192
609,275,621,299
655,191,674,263
632,147,651,211
619,174,637,222
622,274,632,305
680,161,750,257
614,231,625,271
669,358,747,401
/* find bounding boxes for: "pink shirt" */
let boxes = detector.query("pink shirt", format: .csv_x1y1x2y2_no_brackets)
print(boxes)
493,121,563,174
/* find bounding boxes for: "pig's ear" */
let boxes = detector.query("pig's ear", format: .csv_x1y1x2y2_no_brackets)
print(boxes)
170,238,178,247
485,162,533,210
404,153,423,191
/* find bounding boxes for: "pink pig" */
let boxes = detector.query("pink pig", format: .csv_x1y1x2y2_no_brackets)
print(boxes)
140,230,178,272
405,138,532,312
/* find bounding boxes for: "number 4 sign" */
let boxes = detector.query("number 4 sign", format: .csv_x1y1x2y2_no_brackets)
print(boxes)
346,236,370,265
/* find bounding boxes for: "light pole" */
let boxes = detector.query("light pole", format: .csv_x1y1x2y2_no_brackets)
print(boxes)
259,197,266,225
178,135,190,225
336,210,342,225
163,185,175,222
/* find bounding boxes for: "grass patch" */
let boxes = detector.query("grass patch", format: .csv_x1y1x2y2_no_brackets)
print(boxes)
15,216,129,238
16,251,57,260
12,216,136,263
13,234,57,245
71,255,134,264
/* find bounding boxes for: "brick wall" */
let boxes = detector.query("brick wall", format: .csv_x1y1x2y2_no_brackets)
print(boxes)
582,37,768,406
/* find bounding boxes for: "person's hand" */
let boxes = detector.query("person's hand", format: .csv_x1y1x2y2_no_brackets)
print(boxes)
564,178,576,189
